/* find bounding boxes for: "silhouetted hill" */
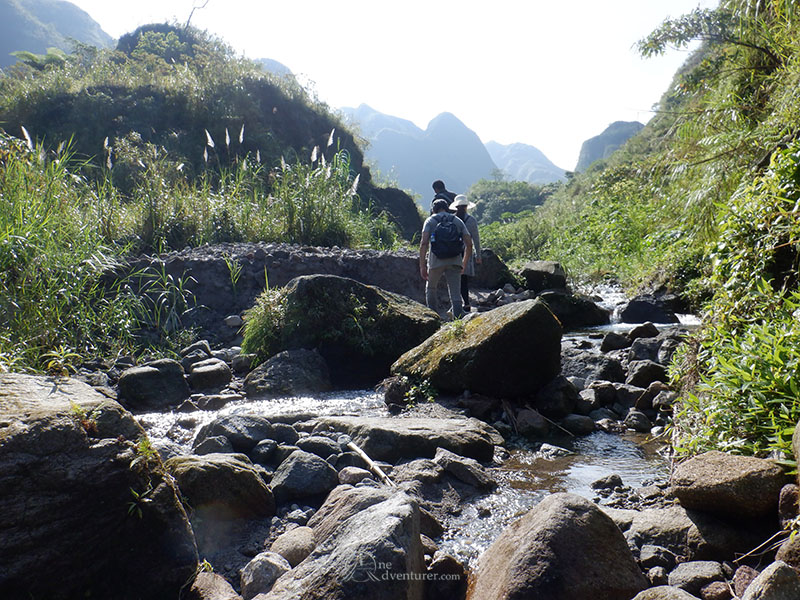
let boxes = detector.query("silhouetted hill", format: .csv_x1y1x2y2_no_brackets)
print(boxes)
341,104,496,207
575,120,644,172
485,141,566,184
0,0,112,68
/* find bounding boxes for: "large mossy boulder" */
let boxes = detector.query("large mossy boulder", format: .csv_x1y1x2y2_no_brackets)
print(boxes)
0,374,198,600
243,274,440,387
391,298,561,397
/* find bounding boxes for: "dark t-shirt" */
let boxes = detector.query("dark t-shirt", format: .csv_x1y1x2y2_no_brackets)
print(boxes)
432,190,457,205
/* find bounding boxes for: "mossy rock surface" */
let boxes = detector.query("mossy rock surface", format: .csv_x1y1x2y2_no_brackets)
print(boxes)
392,298,561,398
248,274,440,387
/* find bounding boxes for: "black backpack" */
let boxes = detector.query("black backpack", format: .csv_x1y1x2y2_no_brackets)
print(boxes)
430,213,464,258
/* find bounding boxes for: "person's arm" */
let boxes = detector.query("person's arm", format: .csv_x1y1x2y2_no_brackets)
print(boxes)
419,231,431,281
461,232,473,273
468,216,482,264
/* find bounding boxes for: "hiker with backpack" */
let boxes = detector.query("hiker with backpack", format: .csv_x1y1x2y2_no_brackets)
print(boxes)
419,198,473,320
431,179,457,207
450,194,482,312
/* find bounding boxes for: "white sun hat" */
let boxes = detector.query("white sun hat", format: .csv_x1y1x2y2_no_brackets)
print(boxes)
449,194,476,210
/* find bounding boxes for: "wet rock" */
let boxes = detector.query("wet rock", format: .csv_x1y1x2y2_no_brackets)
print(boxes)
182,340,213,358
614,382,650,408
625,409,653,433
186,572,242,600
592,473,623,491
199,393,243,410
233,353,257,373
117,358,191,411
519,260,567,292
270,423,300,445
244,349,332,397
240,552,291,600
561,346,625,384
740,560,800,600
538,443,573,459
628,322,660,341
166,453,275,520
433,447,495,490
619,296,679,324
538,290,611,329
671,451,788,519
0,374,198,600
188,358,233,390
183,348,213,373
270,450,339,504
393,298,562,397
516,408,549,438
561,413,595,435
590,407,619,422
668,561,725,595
575,388,599,414
296,435,340,459
468,493,648,600
194,415,275,453
533,375,579,419
311,415,499,462
269,526,316,567
653,390,678,412
263,492,424,600
629,337,663,362
626,360,668,388
602,331,632,352
249,439,278,464
426,554,468,600
391,459,444,485
271,444,300,466
195,435,234,455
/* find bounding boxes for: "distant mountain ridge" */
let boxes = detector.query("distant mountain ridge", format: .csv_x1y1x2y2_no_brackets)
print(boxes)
0,0,112,69
341,104,496,206
575,120,644,172
485,141,566,184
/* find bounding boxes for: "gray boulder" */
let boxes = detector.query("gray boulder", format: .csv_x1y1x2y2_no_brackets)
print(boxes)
671,451,788,519
393,298,562,397
241,552,291,600
270,450,339,504
433,447,496,490
474,248,519,289
562,413,596,435
561,346,625,383
187,572,243,600
534,375,579,419
311,415,500,462
538,290,611,329
259,492,424,600
601,331,631,352
296,435,340,459
667,561,724,596
187,358,232,390
244,349,332,397
165,453,275,520
626,360,668,388
516,408,549,438
117,358,191,410
270,526,316,567
307,485,396,543
0,374,198,600
618,295,679,324
193,415,275,453
628,337,662,362
742,560,800,600
519,260,567,292
469,493,648,600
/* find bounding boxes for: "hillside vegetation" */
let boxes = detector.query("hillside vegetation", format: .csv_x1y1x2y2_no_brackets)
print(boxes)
0,25,406,371
478,0,800,459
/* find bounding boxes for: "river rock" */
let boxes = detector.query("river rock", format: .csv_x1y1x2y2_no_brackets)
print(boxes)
311,415,499,462
538,290,611,329
187,358,233,390
671,451,787,519
629,337,662,362
244,349,332,397
433,447,495,490
0,374,198,600
516,408,549,438
256,274,440,387
193,415,275,453
338,466,373,485
624,409,653,433
519,260,567,292
562,413,596,435
602,331,632,352
626,360,668,388
640,545,678,570
741,560,800,600
195,434,235,455
734,566,761,597
533,375,580,419
308,485,395,542
474,248,519,289
631,587,701,599
270,450,339,504
187,572,243,600
270,526,316,567
628,322,660,340
468,493,648,600
392,298,562,397
296,434,340,459
667,561,725,595
166,453,275,520
618,295,679,324
258,492,424,600
241,551,291,600
561,346,626,383
117,358,191,410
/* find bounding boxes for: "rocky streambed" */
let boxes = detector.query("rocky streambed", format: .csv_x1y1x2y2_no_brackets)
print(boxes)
5,247,800,600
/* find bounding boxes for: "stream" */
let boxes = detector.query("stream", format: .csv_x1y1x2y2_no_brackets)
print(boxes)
137,285,696,568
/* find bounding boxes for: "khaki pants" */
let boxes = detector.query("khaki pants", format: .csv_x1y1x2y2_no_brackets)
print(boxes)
426,265,463,319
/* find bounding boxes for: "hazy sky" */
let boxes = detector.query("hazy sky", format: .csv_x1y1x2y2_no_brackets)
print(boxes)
68,0,717,170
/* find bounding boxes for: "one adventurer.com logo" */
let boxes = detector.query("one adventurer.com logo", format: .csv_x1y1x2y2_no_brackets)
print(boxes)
342,551,463,583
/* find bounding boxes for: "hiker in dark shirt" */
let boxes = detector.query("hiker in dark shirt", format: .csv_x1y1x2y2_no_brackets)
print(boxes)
449,195,481,312
431,179,457,207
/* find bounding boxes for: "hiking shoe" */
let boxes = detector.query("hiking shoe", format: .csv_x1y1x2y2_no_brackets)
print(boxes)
463,304,471,312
